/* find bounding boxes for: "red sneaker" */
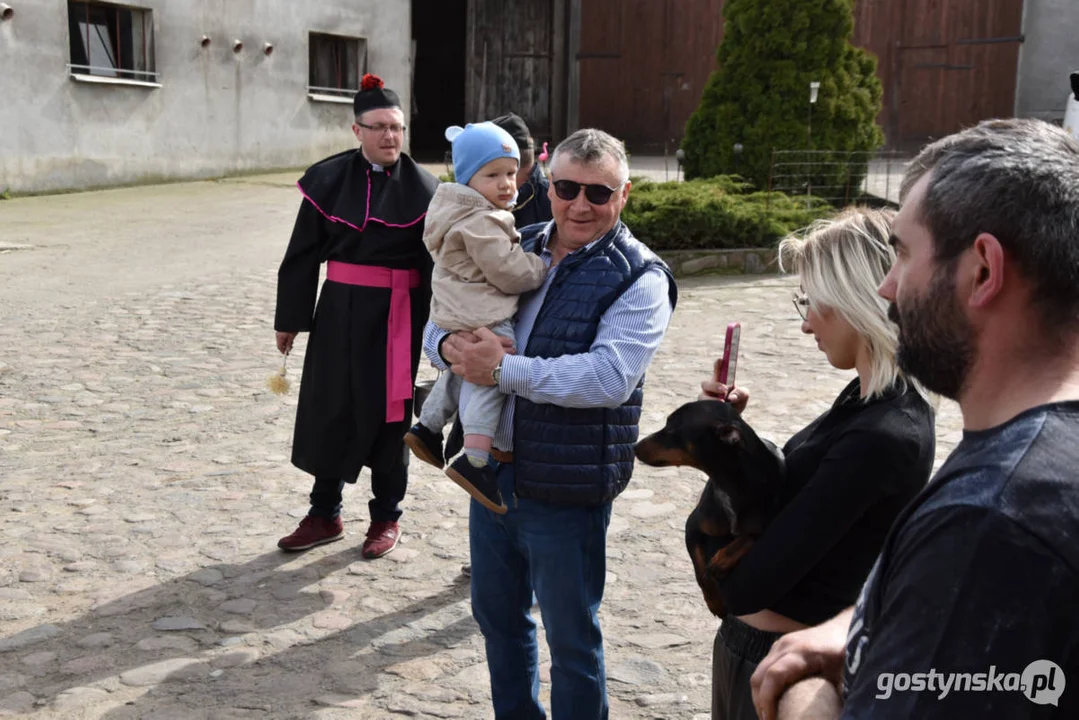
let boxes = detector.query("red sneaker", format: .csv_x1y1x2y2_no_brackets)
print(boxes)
277,515,344,552
361,520,400,559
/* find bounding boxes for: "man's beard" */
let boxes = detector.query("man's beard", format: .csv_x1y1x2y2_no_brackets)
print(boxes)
889,268,975,400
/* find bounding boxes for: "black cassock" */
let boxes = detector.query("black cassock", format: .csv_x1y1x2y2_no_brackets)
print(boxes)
275,149,439,482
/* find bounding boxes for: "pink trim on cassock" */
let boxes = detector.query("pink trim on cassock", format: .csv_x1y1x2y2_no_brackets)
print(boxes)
295,171,425,231
362,168,372,230
296,183,364,233
367,213,427,228
326,261,421,424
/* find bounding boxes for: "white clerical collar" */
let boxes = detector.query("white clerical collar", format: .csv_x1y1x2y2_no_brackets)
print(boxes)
370,162,384,172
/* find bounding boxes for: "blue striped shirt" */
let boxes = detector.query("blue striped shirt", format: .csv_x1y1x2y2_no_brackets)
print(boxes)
421,223,674,451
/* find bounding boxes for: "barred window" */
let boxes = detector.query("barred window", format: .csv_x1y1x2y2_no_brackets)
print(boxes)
309,32,367,98
67,1,156,82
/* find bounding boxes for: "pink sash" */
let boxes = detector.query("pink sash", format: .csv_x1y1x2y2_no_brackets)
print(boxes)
326,261,421,424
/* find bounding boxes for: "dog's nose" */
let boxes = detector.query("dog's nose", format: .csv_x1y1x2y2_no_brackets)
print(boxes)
634,439,668,466
633,441,654,462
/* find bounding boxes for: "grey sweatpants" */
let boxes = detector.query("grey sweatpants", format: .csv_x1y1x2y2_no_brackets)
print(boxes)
419,319,514,439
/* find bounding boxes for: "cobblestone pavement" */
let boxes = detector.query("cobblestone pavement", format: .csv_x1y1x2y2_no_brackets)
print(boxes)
0,176,963,719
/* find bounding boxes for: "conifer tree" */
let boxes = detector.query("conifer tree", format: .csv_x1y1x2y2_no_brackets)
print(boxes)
682,0,884,194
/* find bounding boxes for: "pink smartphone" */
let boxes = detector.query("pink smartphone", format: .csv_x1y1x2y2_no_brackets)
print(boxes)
718,322,741,386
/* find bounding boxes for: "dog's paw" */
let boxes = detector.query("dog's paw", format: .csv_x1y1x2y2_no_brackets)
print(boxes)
706,536,755,576
703,586,727,618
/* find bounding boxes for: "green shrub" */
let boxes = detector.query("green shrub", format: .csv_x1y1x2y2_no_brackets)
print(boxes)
681,0,884,194
623,177,831,251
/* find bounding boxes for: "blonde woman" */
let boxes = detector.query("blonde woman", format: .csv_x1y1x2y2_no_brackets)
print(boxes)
699,207,935,720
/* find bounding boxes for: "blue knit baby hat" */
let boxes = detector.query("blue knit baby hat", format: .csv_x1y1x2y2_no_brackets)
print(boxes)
446,122,520,185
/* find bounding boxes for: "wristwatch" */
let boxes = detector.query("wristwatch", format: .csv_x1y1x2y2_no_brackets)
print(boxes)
491,358,504,385
437,333,451,365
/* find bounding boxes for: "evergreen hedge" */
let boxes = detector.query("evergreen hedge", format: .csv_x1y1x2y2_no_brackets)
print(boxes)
622,177,831,251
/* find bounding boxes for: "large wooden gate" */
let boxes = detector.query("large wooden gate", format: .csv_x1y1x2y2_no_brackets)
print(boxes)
466,0,555,141
577,0,725,152
854,0,1025,147
572,0,1025,151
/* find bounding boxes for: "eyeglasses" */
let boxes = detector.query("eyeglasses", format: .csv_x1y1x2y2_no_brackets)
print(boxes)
792,292,810,321
552,179,624,206
357,122,407,136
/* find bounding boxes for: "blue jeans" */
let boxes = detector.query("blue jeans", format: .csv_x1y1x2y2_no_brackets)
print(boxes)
469,462,613,719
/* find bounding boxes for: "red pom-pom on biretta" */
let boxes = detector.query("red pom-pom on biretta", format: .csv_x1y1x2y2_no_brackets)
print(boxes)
361,74,385,91
354,73,400,115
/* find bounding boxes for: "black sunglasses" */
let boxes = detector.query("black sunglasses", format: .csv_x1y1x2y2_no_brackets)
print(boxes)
552,179,623,205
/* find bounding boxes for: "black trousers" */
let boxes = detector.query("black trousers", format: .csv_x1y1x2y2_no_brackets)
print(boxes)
308,446,408,523
712,616,785,720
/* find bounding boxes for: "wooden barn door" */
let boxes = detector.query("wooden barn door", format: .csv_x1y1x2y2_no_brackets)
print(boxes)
577,0,725,152
466,0,554,141
893,0,1024,145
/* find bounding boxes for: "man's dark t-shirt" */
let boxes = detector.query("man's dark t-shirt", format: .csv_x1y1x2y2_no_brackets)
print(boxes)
842,402,1079,718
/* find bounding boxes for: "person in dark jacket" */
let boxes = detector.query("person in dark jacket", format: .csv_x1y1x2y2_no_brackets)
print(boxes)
424,129,676,719
274,74,439,559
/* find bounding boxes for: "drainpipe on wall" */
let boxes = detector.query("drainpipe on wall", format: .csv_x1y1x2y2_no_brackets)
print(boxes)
567,0,581,134
1013,0,1030,117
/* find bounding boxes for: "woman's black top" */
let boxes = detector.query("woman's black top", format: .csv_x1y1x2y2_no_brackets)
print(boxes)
717,378,935,626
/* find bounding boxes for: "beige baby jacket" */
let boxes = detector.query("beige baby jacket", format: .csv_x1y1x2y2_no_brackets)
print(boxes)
423,183,547,331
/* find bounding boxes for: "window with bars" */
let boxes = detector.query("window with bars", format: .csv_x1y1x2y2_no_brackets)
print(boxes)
67,1,156,81
309,32,367,97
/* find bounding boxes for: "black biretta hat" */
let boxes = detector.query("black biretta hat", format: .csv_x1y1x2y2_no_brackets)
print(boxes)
353,74,401,116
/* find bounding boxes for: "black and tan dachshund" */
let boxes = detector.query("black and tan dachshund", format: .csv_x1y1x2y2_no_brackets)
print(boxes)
634,400,786,618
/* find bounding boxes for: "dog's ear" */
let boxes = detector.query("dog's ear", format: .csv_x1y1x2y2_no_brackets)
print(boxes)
712,424,741,445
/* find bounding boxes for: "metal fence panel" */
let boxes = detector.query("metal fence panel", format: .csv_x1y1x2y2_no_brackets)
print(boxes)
768,150,912,208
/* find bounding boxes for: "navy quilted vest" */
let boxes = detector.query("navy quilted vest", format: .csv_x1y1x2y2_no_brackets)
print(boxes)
513,221,677,505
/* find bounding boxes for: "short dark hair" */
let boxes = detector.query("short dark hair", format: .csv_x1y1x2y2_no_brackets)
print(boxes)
901,118,1079,333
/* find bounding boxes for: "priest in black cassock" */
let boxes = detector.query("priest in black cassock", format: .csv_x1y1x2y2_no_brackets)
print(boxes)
274,74,439,559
